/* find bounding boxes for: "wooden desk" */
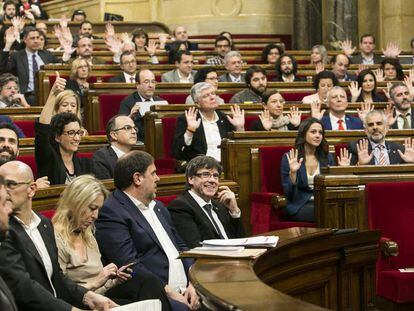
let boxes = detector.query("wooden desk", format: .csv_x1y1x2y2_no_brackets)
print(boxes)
190,227,379,310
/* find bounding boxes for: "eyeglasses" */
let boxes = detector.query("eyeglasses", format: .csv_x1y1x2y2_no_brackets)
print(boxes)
62,130,85,138
113,125,138,133
3,86,19,91
194,172,220,180
5,179,31,190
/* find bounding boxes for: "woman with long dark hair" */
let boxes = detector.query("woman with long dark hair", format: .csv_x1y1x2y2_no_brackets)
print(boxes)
349,69,385,103
281,118,349,222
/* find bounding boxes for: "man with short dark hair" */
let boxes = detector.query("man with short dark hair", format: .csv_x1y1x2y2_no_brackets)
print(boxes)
109,51,137,83
119,69,167,141
168,155,245,248
92,115,137,179
330,54,356,82
71,9,86,22
274,53,304,82
63,36,106,65
166,26,198,51
1,0,17,21
230,65,267,103
95,151,200,311
341,34,382,65
0,161,118,310
161,50,196,83
73,20,101,42
0,122,20,165
0,74,30,108
388,83,414,129
206,36,231,66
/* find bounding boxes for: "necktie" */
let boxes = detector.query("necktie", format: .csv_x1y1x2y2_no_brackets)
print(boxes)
32,53,39,73
202,204,224,239
400,114,410,129
377,145,387,165
130,77,135,83
337,119,345,130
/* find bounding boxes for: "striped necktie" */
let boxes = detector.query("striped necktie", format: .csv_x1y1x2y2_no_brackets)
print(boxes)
377,145,387,165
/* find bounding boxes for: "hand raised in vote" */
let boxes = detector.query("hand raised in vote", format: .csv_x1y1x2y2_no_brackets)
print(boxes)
310,101,325,120
337,148,351,166
398,137,414,163
288,106,302,127
348,81,362,103
185,107,201,133
357,102,374,121
356,139,374,165
258,109,273,131
227,104,245,131
287,148,303,174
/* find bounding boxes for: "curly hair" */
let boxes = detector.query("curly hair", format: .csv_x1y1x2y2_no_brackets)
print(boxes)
261,43,284,63
275,53,298,78
50,112,81,139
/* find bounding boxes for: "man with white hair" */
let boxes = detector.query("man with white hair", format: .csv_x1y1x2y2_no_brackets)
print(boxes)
172,82,245,162
218,51,245,83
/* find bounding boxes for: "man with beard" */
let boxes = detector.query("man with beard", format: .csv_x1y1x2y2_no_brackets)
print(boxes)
230,66,267,103
1,0,17,21
0,174,17,310
388,83,414,129
0,74,30,108
274,53,305,82
348,110,414,165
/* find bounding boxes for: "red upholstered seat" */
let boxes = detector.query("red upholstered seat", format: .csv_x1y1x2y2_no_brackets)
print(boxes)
157,195,177,206
220,93,234,103
245,115,258,131
154,117,178,175
281,91,313,101
250,146,314,234
366,181,414,303
39,210,56,219
77,152,93,159
14,120,35,137
159,93,188,104
17,155,37,178
95,94,128,133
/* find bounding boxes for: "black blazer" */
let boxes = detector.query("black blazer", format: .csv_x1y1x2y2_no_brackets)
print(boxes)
34,121,93,185
118,91,163,142
0,49,58,93
171,110,235,162
250,119,297,131
0,215,87,311
273,75,306,82
348,139,405,165
391,108,414,129
168,191,245,248
351,53,383,64
92,145,118,179
0,276,17,311
108,74,127,83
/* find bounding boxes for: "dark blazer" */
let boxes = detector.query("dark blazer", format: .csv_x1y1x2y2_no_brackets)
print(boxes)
391,108,414,129
108,74,127,83
281,153,334,215
0,215,87,311
351,53,382,64
342,73,357,81
0,276,17,311
0,115,25,138
250,119,297,131
92,145,118,179
272,75,306,82
165,41,198,51
65,79,84,101
34,121,93,185
172,110,235,162
0,49,58,93
321,114,363,130
218,73,245,83
95,189,193,286
168,191,245,248
118,91,163,142
348,139,405,165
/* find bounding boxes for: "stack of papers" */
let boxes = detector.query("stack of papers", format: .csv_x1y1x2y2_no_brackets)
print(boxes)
202,236,279,248
180,247,267,259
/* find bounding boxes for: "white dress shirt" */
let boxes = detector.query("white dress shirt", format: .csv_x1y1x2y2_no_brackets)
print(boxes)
123,72,136,83
124,193,187,292
26,49,44,92
396,111,412,129
329,113,347,130
184,111,222,161
177,70,192,83
14,211,56,296
229,73,241,83
111,145,125,158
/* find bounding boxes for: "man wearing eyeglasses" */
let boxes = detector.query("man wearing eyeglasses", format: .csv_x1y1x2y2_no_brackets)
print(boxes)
0,161,118,310
0,74,30,108
109,51,138,83
206,36,231,66
168,156,245,248
218,51,245,83
93,115,137,179
119,69,167,141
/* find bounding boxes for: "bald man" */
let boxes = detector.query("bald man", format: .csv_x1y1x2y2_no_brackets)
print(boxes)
166,26,198,51
0,161,117,311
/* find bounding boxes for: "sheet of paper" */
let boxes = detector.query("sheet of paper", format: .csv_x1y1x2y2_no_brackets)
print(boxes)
110,299,161,311
202,236,279,248
137,100,168,115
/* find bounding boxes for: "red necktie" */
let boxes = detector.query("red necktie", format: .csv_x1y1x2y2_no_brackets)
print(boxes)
337,119,345,131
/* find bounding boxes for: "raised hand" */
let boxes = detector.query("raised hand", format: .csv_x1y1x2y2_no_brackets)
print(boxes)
339,39,356,56
227,104,245,131
287,148,303,174
60,37,75,55
105,23,115,39
52,71,66,95
356,64,368,76
59,14,68,29
315,62,325,74
373,68,385,82
356,139,374,165
30,4,41,17
258,109,273,131
158,33,169,49
398,138,414,163
288,106,302,127
4,27,17,47
384,103,397,126
24,10,35,22
105,36,122,55
337,148,351,166
146,39,157,56
310,101,326,120
357,102,373,121
404,75,414,100
185,107,201,133
217,186,239,213
382,41,401,58
348,81,362,102
120,32,131,44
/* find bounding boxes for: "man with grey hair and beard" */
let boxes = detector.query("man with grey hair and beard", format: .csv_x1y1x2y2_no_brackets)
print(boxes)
348,110,414,165
387,83,414,129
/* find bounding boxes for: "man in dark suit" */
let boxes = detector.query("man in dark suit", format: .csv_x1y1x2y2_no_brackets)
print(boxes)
348,110,414,165
168,156,245,248
119,69,167,141
341,34,382,65
109,51,137,83
95,151,200,310
0,161,117,311
172,82,245,162
330,54,357,82
218,51,245,82
93,115,137,179
311,86,363,130
0,26,58,105
0,174,17,310
165,26,198,51
388,83,414,129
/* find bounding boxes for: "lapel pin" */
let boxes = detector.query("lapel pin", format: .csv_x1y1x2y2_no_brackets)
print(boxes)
44,224,47,228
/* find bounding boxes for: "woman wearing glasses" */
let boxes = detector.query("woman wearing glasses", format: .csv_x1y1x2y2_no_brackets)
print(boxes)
185,67,224,104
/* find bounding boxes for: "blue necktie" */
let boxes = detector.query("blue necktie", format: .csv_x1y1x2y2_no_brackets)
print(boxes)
32,54,39,73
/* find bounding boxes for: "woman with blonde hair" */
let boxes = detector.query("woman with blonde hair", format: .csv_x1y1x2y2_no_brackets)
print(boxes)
66,58,91,102
310,45,328,66
53,90,81,119
52,175,172,309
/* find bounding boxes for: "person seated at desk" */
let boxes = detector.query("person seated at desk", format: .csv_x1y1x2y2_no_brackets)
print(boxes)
109,51,138,83
348,110,414,165
281,118,350,222
172,82,245,163
93,115,137,180
261,43,284,65
65,58,90,107
274,53,305,82
302,70,338,104
374,58,405,82
161,50,196,83
218,51,245,83
230,65,267,104
349,69,385,104
0,73,30,108
168,155,245,248
251,90,301,131
185,67,224,104
52,175,172,310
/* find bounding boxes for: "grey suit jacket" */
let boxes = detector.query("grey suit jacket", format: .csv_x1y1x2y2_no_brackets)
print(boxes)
218,73,246,83
161,69,196,83
351,53,382,64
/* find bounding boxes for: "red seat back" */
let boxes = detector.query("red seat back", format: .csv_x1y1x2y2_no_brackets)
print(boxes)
157,195,178,206
14,120,35,137
17,155,37,178
159,93,188,104
221,93,234,103
245,115,258,131
98,94,128,131
162,117,178,158
281,91,313,101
